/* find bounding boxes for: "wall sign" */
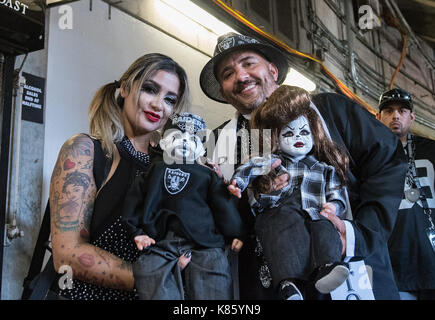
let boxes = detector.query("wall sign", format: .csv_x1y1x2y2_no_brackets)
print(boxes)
0,0,29,15
21,72,45,124
0,1,44,54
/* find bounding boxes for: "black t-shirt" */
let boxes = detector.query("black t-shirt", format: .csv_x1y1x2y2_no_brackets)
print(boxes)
122,161,245,249
388,135,435,291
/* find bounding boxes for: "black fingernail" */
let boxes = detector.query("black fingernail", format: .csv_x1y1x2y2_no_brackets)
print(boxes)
184,250,192,258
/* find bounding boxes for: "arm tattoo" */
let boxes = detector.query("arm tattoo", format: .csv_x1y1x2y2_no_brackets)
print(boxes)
53,171,91,232
78,253,95,268
60,136,93,161
51,135,95,234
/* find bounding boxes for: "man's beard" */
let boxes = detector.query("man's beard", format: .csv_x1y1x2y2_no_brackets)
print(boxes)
389,122,406,138
228,77,277,114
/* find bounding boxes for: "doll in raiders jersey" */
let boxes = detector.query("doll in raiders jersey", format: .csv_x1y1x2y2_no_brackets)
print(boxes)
122,112,244,300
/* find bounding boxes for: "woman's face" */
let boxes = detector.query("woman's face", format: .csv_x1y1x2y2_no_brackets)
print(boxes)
122,70,181,136
279,115,313,161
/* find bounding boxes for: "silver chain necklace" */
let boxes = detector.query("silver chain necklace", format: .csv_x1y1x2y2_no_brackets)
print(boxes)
405,134,435,253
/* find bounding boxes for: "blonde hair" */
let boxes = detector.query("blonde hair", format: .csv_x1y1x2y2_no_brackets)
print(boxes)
88,53,190,157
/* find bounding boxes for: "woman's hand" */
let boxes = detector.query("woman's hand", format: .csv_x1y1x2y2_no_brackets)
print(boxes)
178,250,192,270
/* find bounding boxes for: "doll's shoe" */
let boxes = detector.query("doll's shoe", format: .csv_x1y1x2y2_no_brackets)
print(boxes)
314,262,349,294
280,280,303,300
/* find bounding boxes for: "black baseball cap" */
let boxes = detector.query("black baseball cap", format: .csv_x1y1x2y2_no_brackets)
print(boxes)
378,88,413,112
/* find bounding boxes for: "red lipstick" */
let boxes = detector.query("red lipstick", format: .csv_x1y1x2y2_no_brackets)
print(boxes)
145,111,160,122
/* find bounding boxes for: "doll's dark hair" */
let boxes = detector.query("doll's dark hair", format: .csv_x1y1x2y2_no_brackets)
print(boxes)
250,85,349,192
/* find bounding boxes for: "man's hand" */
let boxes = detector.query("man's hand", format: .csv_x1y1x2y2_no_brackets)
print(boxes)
134,235,156,251
320,203,346,256
270,158,289,191
228,180,242,198
231,238,243,252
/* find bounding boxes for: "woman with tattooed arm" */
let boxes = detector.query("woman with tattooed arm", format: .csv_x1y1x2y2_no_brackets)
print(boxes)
49,53,190,300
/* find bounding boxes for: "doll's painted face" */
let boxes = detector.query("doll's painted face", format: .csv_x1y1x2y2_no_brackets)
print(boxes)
279,115,313,161
160,129,205,163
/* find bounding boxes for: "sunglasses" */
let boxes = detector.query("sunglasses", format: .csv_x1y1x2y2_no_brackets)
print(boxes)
381,92,411,101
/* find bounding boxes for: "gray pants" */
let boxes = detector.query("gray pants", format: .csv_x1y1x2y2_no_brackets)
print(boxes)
133,231,232,300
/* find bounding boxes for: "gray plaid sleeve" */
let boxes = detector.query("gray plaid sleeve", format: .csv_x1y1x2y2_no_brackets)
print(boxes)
231,154,278,191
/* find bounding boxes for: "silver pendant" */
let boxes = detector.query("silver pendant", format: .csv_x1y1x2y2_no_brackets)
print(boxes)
405,188,420,202
259,264,272,288
426,228,435,254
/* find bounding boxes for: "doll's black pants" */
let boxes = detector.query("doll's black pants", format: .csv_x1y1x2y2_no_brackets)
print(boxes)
254,189,342,291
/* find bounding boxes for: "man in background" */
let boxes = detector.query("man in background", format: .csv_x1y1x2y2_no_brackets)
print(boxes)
377,88,435,300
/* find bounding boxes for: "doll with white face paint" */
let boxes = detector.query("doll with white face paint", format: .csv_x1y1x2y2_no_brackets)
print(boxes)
159,127,205,164
122,112,244,300
279,115,314,161
229,85,350,300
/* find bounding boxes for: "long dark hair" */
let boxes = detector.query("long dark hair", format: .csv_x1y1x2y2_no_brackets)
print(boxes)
250,85,349,191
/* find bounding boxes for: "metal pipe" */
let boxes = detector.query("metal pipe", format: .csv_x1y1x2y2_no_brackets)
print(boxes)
310,6,434,95
5,54,27,244
5,73,25,243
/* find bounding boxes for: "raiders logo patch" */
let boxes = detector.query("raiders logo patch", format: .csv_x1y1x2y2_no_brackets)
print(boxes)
164,168,190,195
217,36,235,53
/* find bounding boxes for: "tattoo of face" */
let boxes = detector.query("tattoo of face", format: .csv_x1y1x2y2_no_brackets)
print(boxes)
54,171,91,232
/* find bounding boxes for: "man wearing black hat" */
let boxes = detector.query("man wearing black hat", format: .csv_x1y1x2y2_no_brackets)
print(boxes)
200,32,408,300
377,89,435,300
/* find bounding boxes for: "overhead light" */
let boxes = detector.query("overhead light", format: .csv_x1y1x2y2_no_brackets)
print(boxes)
158,0,236,36
283,68,316,92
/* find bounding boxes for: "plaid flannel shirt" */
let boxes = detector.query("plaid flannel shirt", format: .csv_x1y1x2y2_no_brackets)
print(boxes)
232,151,346,220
